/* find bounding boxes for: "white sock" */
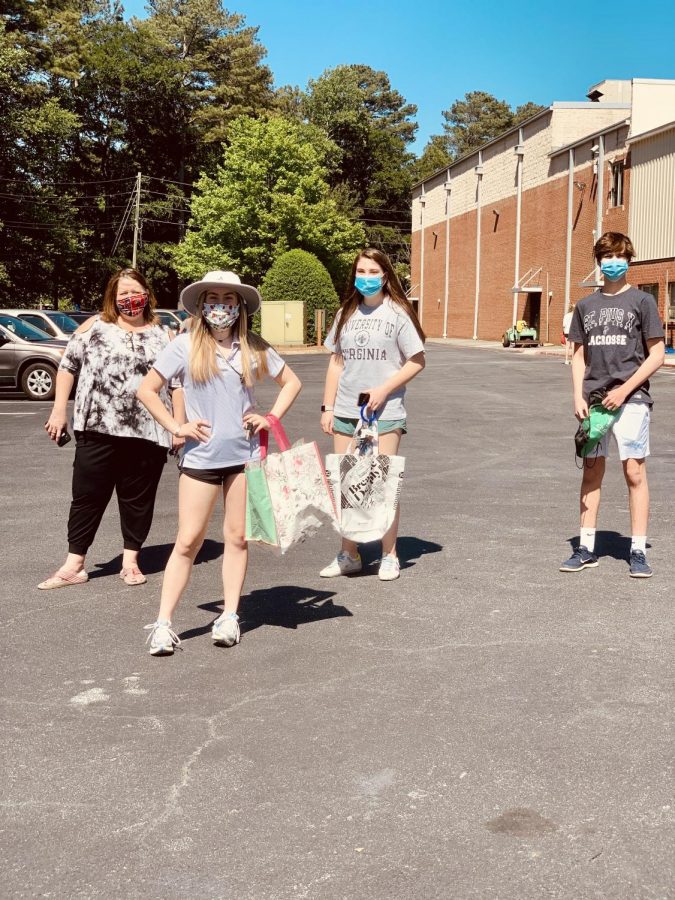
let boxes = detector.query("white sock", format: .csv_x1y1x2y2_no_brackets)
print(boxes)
631,536,647,553
579,527,596,552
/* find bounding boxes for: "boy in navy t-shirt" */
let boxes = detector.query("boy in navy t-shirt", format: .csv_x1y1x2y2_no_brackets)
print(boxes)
560,232,664,578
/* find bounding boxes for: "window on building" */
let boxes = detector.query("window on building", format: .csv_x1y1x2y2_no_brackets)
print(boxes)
669,282,675,319
638,283,659,304
610,161,624,207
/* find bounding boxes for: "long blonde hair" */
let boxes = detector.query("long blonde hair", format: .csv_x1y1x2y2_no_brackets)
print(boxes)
188,296,269,386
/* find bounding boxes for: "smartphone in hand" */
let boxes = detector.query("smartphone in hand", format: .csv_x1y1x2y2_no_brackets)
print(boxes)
357,392,370,407
56,430,71,447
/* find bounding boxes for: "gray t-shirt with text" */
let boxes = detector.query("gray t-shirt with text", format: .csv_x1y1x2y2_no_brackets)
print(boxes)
324,299,425,420
568,286,664,405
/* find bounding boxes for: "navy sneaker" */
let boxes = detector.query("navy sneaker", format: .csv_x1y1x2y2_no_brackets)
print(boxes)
559,545,599,572
629,549,653,578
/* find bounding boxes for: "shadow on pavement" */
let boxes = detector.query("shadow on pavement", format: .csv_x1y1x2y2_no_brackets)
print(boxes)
353,535,443,573
565,530,650,560
177,585,349,642
87,538,224,579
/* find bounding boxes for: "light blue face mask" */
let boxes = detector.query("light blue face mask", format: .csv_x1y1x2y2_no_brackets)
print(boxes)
600,259,629,282
355,275,383,297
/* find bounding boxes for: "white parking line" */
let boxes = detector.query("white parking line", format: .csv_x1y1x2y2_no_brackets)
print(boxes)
0,412,38,416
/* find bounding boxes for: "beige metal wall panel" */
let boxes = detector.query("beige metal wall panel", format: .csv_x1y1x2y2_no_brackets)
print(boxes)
629,128,675,261
630,80,675,138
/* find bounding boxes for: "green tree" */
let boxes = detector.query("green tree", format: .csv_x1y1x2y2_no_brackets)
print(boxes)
0,18,81,304
303,64,417,280
304,64,416,209
442,90,514,159
173,115,365,287
260,249,338,344
411,134,453,183
513,101,547,125
414,92,547,183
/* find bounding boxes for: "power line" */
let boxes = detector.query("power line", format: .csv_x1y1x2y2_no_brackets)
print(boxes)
0,175,136,186
144,175,194,188
0,189,140,202
1,220,124,231
110,184,137,257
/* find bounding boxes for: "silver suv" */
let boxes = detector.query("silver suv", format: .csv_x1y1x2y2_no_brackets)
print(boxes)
0,315,66,400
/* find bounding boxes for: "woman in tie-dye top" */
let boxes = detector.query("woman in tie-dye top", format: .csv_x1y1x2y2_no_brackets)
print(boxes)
40,268,178,590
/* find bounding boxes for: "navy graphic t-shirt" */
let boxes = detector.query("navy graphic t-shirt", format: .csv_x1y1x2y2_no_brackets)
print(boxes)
568,287,664,406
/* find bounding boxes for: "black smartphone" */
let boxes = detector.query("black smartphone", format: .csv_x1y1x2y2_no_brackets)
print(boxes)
57,430,71,447
357,392,370,407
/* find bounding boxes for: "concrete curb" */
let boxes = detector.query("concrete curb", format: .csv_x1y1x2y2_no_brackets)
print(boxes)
426,337,675,366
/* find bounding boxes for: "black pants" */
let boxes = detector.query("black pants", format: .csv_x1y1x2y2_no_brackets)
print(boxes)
67,431,167,555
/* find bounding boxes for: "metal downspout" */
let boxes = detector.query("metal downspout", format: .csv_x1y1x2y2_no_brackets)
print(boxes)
564,148,575,318
419,188,426,325
594,135,605,280
443,171,451,338
512,130,525,329
472,152,483,340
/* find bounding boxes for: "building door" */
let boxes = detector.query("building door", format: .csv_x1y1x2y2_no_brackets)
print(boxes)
524,293,542,338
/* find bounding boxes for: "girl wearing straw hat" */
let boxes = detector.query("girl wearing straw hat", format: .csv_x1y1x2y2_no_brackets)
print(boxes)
137,271,301,655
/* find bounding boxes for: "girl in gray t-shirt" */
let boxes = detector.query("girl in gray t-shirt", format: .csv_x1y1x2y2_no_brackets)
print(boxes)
320,248,426,582
137,271,302,655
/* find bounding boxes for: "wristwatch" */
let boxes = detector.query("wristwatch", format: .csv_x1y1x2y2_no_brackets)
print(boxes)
321,404,334,412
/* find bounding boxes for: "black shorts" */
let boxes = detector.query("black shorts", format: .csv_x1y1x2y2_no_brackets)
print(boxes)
179,464,245,485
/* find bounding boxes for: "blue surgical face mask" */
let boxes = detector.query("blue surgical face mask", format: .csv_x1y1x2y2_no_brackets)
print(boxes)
600,259,629,282
355,275,383,297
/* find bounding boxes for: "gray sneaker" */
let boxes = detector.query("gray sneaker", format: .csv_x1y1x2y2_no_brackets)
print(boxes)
320,551,362,578
144,620,181,656
629,549,653,578
378,555,400,581
559,545,599,572
212,612,240,647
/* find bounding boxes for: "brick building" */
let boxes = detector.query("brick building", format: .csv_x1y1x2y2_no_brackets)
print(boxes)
410,79,675,347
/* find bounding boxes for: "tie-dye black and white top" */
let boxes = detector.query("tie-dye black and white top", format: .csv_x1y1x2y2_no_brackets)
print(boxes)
60,319,173,448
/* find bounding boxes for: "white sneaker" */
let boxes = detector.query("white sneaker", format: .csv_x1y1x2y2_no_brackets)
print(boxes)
144,620,181,656
319,551,362,578
378,555,400,581
212,612,240,647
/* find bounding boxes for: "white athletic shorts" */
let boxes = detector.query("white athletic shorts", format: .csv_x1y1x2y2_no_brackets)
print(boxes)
596,402,650,460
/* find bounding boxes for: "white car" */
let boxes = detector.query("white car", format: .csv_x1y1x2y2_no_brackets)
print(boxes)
0,309,79,341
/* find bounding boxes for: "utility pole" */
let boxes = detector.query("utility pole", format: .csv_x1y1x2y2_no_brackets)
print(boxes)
132,172,142,269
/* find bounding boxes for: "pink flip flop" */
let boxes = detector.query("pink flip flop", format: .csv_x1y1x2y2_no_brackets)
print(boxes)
38,569,89,590
120,567,147,586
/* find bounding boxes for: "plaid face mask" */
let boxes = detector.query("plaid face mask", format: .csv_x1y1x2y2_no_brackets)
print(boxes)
117,293,148,317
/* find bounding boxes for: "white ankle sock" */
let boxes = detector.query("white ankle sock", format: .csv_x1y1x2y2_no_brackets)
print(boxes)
631,536,647,553
580,527,596,552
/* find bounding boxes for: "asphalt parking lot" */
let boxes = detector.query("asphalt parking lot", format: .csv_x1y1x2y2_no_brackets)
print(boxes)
1,345,673,899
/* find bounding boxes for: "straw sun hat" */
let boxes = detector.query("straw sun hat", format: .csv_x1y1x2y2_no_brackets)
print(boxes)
179,271,261,317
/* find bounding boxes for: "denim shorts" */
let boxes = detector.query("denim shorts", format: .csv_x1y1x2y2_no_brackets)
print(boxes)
333,416,407,436
595,402,650,460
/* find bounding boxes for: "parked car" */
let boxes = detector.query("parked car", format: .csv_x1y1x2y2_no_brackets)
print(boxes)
0,308,79,341
0,315,66,400
64,310,98,325
155,308,189,332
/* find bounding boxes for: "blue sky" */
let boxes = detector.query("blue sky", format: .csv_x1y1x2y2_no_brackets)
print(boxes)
123,0,675,153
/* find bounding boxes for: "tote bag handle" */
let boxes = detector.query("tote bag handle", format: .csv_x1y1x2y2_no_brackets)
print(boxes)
259,414,291,460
